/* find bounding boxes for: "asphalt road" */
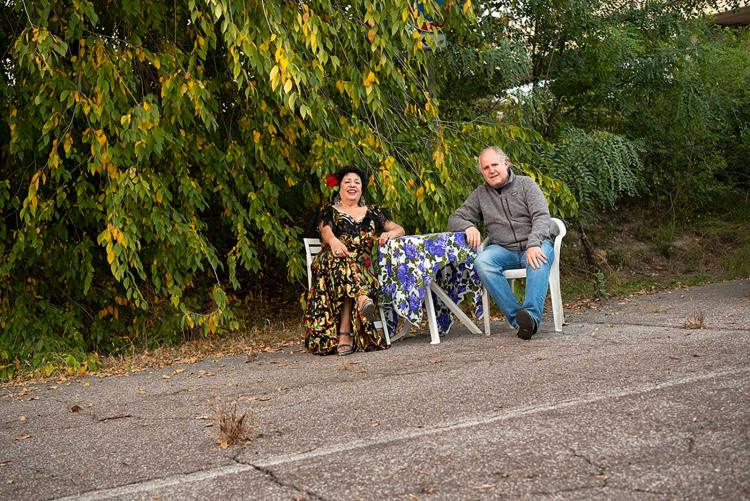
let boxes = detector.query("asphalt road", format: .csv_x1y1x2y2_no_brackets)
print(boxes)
2,280,749,500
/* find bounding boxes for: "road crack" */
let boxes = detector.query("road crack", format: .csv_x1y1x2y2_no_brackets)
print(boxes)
571,448,609,487
239,459,327,501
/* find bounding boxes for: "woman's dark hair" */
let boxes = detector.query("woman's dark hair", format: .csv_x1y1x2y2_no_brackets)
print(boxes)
336,166,368,193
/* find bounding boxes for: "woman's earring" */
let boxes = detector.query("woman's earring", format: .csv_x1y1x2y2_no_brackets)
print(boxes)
333,194,341,206
358,194,366,206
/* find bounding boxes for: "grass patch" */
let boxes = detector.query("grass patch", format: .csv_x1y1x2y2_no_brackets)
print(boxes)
214,400,251,449
683,309,707,330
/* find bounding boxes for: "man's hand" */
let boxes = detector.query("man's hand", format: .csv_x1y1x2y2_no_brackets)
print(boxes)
465,226,481,249
525,246,548,270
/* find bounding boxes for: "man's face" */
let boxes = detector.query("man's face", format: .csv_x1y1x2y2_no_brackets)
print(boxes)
479,150,510,189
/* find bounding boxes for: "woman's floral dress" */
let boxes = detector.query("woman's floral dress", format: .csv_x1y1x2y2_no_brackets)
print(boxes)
304,205,392,355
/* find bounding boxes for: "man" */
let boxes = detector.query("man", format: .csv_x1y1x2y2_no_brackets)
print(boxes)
448,146,554,339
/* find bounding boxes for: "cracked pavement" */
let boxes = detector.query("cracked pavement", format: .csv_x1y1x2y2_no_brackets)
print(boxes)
1,279,749,500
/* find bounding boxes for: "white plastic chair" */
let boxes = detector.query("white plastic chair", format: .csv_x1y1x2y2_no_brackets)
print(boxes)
479,218,566,335
303,238,391,345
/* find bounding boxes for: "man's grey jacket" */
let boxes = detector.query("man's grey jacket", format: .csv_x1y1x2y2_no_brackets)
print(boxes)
447,169,551,252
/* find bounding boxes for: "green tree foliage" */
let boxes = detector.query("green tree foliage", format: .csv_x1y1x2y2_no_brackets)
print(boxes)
438,0,750,217
0,0,576,378
546,128,645,218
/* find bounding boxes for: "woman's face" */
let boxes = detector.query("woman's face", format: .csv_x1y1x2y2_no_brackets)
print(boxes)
340,173,363,204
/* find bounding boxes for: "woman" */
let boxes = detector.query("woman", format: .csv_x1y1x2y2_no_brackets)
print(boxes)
304,166,405,356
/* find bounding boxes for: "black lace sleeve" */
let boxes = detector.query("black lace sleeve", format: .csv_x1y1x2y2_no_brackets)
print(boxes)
370,206,393,233
318,205,335,232
305,205,335,238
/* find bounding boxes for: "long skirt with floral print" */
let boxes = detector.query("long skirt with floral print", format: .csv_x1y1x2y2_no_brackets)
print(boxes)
304,238,388,355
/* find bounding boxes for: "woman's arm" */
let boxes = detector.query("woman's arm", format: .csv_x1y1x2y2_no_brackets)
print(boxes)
319,221,350,257
377,220,405,246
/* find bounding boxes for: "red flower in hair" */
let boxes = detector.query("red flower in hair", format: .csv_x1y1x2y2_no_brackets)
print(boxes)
326,174,339,189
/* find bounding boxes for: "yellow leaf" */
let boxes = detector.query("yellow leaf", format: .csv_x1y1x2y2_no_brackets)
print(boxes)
402,8,408,22
463,0,472,14
364,71,376,87
416,186,424,197
283,79,293,93
368,29,375,42
153,58,160,70
15,434,32,441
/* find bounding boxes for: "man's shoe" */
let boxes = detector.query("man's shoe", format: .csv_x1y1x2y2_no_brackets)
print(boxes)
516,309,537,340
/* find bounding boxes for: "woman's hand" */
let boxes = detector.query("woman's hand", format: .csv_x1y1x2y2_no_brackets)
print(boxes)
378,231,394,246
379,219,404,246
330,238,350,257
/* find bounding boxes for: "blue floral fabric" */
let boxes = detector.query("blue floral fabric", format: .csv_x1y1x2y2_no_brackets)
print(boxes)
377,232,484,335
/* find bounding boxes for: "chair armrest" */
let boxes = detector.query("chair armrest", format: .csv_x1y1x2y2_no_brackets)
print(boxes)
549,218,566,263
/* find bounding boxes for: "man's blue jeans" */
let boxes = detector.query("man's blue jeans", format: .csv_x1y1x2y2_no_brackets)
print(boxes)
474,240,554,328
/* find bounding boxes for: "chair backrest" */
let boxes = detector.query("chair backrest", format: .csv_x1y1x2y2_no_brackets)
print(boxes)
304,238,322,289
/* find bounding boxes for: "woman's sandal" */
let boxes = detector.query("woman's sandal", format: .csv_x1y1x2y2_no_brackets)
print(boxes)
337,332,355,356
359,296,377,322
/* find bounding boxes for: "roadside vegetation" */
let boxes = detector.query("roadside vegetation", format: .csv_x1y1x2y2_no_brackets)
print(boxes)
1,0,748,380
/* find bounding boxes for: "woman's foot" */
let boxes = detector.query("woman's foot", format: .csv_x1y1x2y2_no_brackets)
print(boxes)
337,332,354,356
358,295,376,322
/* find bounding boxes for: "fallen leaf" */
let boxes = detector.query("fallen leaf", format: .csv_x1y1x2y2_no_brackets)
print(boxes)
162,375,170,380
70,405,82,413
356,368,367,374
349,360,362,365
474,484,498,491
172,369,184,375
15,434,32,441
84,382,90,387
205,423,214,427
139,391,146,395
19,416,26,422
596,475,608,480
607,324,613,327
429,359,442,364
692,416,697,422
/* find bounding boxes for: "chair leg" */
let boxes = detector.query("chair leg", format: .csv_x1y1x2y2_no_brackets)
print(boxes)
378,307,391,346
549,261,563,332
482,288,491,336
